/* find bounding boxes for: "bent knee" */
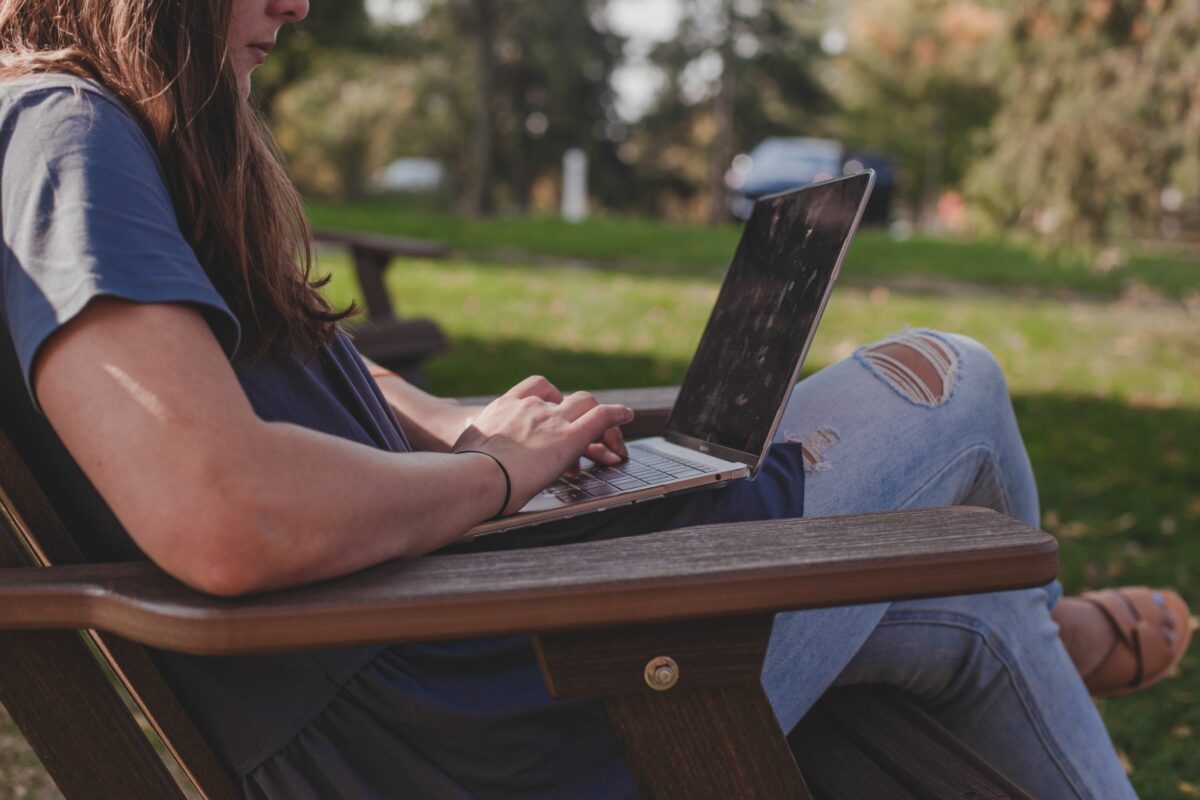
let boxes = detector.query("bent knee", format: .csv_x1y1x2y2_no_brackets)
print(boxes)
856,329,1008,409
940,332,1011,404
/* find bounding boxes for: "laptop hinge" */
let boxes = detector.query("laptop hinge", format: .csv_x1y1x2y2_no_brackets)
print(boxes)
662,430,762,473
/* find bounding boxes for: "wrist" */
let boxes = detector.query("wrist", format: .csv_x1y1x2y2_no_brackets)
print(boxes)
456,449,511,519
437,405,483,447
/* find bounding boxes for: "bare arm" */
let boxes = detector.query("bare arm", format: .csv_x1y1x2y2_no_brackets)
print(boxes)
34,300,633,596
360,360,483,453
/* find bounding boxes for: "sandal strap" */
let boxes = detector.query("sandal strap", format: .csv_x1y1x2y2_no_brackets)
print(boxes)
1081,589,1142,650
1080,587,1181,692
1080,589,1148,689
1120,590,1175,671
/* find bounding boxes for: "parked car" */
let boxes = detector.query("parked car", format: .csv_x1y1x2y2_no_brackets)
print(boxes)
374,158,447,193
726,137,843,219
727,138,895,224
841,151,896,226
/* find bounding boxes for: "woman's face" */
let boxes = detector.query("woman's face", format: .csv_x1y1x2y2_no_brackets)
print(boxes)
229,0,310,98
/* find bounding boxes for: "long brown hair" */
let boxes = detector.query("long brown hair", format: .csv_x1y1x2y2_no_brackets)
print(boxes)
0,0,350,359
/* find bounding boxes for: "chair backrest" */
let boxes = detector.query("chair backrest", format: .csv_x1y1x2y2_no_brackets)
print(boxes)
0,340,238,799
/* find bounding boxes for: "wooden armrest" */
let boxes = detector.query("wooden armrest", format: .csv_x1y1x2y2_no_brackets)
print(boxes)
311,228,452,260
0,507,1055,656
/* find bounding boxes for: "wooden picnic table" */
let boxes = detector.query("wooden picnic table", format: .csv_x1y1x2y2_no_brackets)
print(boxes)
312,228,452,384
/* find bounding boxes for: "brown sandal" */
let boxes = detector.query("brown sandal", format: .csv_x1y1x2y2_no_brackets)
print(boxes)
1079,587,1194,698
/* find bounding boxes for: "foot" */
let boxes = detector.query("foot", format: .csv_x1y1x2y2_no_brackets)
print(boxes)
1053,588,1195,698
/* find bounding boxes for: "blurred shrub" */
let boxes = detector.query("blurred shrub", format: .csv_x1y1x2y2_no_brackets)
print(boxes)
966,1,1200,247
835,0,1007,218
272,55,463,200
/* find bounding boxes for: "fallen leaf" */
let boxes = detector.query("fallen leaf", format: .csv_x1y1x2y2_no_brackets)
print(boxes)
1178,780,1200,798
1112,513,1137,533
1171,724,1194,739
1058,521,1090,540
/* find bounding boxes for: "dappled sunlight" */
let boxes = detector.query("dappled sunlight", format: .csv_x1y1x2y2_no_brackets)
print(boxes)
101,363,169,419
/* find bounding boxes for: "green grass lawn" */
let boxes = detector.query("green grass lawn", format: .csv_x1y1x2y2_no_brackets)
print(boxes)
2,219,1197,797
308,202,1200,299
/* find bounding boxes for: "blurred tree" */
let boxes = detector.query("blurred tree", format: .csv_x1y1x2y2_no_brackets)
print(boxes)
448,0,500,216
267,1,627,211
435,0,628,216
834,0,1007,224
273,56,442,199
493,1,629,213
637,0,832,223
252,1,375,112
966,0,1200,247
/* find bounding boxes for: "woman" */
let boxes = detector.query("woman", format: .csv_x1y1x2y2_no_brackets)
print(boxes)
0,1,1188,797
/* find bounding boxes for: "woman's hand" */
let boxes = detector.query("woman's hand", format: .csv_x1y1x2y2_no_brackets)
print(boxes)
365,362,630,467
452,376,634,514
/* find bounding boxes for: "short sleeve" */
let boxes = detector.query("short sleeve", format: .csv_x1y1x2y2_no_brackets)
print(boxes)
0,79,240,402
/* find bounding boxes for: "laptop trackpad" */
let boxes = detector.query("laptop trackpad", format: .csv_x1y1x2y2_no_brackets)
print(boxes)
519,492,567,513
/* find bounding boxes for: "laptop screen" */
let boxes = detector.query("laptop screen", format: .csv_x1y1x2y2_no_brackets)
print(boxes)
663,171,873,466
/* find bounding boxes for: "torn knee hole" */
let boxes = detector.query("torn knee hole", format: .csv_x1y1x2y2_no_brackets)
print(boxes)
784,427,840,474
861,333,958,407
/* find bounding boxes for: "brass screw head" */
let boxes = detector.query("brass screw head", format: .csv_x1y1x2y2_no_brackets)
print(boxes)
644,656,680,691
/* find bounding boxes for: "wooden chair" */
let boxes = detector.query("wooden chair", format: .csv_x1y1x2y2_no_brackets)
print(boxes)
0,384,1053,799
312,228,451,385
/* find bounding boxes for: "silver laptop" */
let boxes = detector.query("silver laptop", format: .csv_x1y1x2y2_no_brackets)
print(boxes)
467,170,876,538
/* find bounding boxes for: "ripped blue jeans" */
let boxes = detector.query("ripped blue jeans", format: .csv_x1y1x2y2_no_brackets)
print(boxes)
761,330,1136,799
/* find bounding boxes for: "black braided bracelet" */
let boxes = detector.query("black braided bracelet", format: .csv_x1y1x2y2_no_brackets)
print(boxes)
457,450,511,519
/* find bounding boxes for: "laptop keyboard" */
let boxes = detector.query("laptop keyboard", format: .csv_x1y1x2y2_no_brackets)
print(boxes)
544,444,716,504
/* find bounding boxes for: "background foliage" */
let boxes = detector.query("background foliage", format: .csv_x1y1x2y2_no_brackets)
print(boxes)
965,1,1200,247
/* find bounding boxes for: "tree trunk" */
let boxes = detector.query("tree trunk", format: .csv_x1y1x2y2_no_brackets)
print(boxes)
707,3,738,226
921,104,945,232
463,0,498,218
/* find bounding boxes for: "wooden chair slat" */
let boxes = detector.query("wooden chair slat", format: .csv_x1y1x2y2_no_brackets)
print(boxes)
789,704,918,799
91,634,241,800
0,427,239,799
607,681,813,800
0,630,187,800
816,686,1033,799
0,496,187,799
